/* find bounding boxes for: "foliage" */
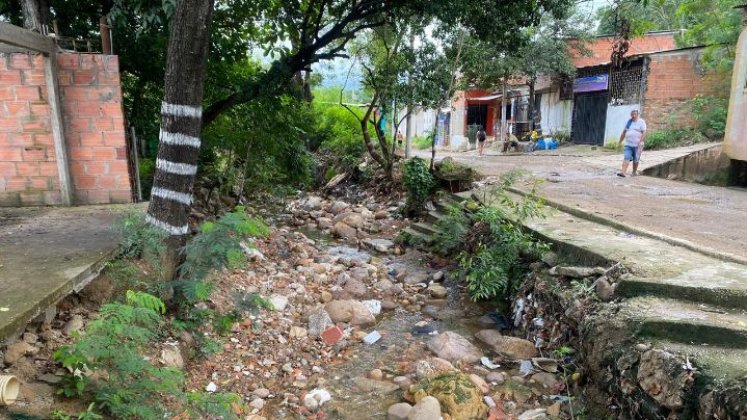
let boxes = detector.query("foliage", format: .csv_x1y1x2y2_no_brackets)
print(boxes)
549,128,571,144
51,404,103,420
403,157,435,214
691,95,728,139
644,128,708,150
137,158,155,200
53,293,182,418
412,135,433,150
314,96,371,173
53,291,241,418
597,0,742,73
178,207,269,303
435,174,546,301
113,211,167,269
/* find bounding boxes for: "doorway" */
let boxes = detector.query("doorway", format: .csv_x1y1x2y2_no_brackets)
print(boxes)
571,91,608,145
467,104,488,130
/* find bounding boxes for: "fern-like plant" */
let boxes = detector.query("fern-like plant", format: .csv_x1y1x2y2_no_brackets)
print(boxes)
176,206,269,302
112,211,167,269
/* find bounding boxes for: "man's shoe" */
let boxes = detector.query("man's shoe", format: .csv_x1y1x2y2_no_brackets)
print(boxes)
617,172,626,178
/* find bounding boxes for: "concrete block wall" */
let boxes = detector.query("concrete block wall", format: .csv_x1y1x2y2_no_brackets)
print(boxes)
644,50,721,132
0,52,131,206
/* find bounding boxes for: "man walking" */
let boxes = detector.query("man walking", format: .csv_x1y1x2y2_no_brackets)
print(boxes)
617,109,647,177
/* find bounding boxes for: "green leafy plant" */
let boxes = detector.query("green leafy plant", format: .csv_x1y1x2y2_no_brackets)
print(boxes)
644,128,707,150
435,174,546,301
691,95,728,139
53,292,183,418
403,157,436,214
51,403,103,420
177,207,269,302
412,135,433,150
112,211,167,269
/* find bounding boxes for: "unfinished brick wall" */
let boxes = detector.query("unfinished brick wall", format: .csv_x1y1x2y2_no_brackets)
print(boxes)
644,49,723,132
0,52,131,206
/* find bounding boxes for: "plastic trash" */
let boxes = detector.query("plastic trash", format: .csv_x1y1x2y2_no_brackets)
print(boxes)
481,357,501,369
519,360,534,376
363,331,381,344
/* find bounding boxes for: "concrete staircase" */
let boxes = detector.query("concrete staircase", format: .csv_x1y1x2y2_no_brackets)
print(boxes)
407,187,747,416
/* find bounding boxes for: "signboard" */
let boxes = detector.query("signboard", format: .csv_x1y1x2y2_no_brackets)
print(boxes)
573,74,608,93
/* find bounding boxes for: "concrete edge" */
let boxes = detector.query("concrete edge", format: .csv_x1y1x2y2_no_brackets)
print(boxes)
505,186,747,267
0,250,113,343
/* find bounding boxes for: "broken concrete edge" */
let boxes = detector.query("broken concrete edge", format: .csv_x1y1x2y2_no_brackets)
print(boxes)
0,249,114,344
504,185,747,267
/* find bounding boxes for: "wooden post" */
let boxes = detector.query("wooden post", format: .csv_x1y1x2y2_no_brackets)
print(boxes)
44,51,73,205
99,16,111,55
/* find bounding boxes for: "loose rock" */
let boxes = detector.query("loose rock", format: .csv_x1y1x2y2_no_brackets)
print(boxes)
387,402,413,420
408,396,441,420
427,331,482,363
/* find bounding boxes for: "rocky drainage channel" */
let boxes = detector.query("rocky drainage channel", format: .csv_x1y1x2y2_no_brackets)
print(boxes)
406,190,747,419
2,190,746,419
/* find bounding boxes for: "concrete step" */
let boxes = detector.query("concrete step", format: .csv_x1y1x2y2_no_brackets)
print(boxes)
424,210,447,225
401,227,433,246
650,340,747,386
624,297,747,348
409,222,442,237
618,275,747,312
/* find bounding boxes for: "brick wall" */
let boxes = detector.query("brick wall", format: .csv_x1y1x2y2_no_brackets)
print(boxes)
643,49,722,132
0,52,131,206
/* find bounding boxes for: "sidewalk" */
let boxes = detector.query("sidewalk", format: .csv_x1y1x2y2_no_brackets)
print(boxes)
0,205,134,341
417,143,747,261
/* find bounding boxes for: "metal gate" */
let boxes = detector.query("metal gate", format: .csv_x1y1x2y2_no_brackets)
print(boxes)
572,91,608,145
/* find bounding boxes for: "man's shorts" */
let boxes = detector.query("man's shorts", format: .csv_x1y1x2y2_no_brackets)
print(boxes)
624,145,640,162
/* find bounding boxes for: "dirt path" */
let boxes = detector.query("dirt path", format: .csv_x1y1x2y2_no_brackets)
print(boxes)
418,143,747,260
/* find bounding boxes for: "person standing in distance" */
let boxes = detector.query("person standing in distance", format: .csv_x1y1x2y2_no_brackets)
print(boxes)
617,109,647,177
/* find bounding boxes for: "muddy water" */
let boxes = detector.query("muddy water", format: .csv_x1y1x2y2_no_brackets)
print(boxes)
305,244,494,419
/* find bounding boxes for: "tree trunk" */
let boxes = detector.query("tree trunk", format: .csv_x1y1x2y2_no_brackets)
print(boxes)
146,0,214,280
528,77,536,133
501,73,507,143
21,0,44,32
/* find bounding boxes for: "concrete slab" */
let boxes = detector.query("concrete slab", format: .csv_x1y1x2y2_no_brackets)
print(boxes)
0,205,136,341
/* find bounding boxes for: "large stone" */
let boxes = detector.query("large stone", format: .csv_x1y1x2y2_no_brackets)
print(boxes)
412,372,487,420
353,377,399,394
344,279,368,298
302,196,323,211
269,294,289,311
308,307,334,337
474,329,503,347
637,349,692,411
330,201,349,215
484,335,537,360
324,300,376,326
160,346,184,369
531,372,560,389
428,284,448,299
408,396,441,420
387,402,413,420
595,277,615,301
333,212,365,228
62,314,85,336
333,222,357,239
427,331,482,363
3,341,33,365
362,238,395,253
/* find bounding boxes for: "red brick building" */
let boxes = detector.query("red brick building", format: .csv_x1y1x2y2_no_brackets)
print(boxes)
0,52,133,206
447,32,722,147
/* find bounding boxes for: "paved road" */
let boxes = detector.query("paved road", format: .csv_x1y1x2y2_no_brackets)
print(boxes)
417,142,747,261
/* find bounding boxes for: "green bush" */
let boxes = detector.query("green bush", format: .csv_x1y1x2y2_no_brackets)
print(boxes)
413,135,433,150
434,174,546,301
691,95,728,139
138,158,155,200
403,157,435,214
53,292,240,419
644,128,707,150
113,211,167,269
178,206,269,302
